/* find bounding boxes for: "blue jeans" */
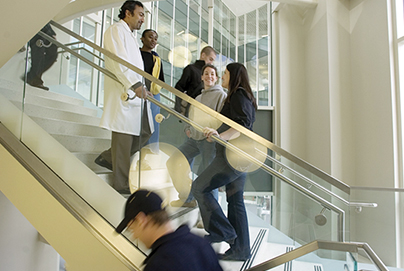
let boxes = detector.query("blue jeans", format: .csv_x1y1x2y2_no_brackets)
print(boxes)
191,146,250,258
167,137,218,202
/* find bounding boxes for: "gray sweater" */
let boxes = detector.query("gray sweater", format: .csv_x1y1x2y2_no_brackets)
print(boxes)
186,84,227,140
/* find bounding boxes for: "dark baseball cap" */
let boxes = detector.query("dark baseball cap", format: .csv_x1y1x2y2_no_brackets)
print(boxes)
115,189,164,233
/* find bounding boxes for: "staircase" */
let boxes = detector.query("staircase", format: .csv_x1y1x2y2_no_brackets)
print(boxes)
1,48,398,271
0,51,112,178
0,68,340,270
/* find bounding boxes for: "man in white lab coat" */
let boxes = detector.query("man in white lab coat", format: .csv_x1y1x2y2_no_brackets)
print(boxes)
96,0,154,194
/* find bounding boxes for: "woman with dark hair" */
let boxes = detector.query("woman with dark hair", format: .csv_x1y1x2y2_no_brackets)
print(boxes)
138,29,164,163
191,62,256,261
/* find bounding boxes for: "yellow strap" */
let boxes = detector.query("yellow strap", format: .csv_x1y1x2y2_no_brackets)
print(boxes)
151,55,162,95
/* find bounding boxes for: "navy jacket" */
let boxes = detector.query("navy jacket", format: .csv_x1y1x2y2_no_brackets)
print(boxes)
144,225,223,271
175,60,206,98
218,87,256,133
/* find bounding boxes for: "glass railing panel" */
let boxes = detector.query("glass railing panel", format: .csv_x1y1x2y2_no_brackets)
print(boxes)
276,154,351,203
0,20,357,263
350,187,403,270
270,176,348,248
283,248,357,271
246,240,391,271
0,22,153,258
133,92,351,267
0,43,27,139
49,18,352,224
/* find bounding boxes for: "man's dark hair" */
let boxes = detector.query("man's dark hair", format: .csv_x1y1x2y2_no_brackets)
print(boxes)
200,46,216,57
118,0,144,20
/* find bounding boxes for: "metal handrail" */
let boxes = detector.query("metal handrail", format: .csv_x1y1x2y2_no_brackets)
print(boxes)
48,19,351,195
160,92,175,104
245,240,389,271
0,123,143,271
38,22,349,241
149,95,346,241
256,147,350,205
58,46,105,62
351,186,404,192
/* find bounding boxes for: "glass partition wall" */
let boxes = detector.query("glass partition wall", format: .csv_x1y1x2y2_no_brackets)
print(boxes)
0,1,375,269
49,0,272,111
0,17,358,268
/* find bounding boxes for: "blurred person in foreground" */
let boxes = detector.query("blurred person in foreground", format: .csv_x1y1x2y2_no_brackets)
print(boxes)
115,189,223,271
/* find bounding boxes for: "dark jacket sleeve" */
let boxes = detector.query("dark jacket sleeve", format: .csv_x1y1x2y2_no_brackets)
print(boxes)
175,65,192,93
229,89,255,130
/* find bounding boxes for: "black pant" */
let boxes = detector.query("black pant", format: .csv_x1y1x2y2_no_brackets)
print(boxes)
27,35,57,85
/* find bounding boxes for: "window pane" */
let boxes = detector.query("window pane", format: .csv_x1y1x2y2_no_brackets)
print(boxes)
258,5,268,39
201,11,208,44
68,55,77,90
213,28,221,52
159,0,174,18
156,11,172,56
258,37,269,106
189,8,200,37
175,0,188,28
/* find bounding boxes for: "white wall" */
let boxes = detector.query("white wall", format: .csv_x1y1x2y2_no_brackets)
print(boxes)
350,0,395,188
0,0,71,68
275,0,399,266
0,192,59,271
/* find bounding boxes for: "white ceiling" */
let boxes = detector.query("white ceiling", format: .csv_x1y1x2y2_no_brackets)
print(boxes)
221,0,269,17
221,0,318,17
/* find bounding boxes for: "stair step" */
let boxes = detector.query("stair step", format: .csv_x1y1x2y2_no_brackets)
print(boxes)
0,78,84,106
51,134,110,152
97,172,113,185
74,152,111,172
32,117,110,138
17,103,101,126
12,95,97,116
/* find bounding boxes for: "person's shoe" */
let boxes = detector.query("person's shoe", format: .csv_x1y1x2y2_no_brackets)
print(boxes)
170,199,197,208
217,253,250,261
27,81,49,90
95,155,113,171
35,84,49,91
217,249,251,261
204,234,236,245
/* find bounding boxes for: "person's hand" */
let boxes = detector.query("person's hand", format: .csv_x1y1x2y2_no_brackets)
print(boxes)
185,129,191,138
203,127,219,142
133,84,152,98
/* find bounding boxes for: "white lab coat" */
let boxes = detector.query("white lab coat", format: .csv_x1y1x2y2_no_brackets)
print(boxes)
100,20,154,136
